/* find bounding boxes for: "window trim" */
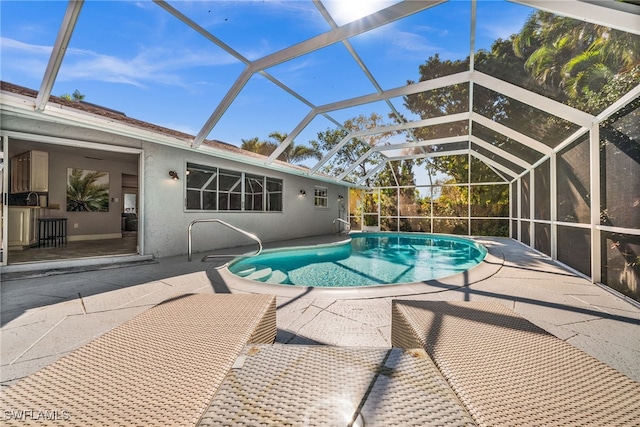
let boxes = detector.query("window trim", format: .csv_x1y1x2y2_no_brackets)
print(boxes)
314,185,328,208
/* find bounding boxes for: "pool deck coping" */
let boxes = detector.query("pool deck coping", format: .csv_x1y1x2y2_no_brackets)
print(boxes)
217,236,504,300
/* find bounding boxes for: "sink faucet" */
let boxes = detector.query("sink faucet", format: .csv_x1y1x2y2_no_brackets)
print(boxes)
26,192,38,206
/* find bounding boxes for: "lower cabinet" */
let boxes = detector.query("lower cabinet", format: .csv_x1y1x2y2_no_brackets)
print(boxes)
8,207,39,249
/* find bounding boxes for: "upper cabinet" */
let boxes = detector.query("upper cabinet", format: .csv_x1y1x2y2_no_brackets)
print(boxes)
11,150,49,193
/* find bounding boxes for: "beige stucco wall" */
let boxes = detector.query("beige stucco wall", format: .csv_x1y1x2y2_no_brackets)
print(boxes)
2,114,349,259
142,141,347,258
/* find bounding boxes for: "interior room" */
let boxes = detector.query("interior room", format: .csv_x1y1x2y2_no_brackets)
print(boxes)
5,139,139,264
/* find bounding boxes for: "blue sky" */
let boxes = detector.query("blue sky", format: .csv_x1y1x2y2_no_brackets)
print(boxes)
1,0,534,151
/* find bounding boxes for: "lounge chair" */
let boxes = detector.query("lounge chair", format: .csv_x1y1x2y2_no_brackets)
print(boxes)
0,293,276,426
391,300,640,426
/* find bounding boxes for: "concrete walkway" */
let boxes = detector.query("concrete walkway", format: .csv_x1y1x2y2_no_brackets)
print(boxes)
2,235,639,388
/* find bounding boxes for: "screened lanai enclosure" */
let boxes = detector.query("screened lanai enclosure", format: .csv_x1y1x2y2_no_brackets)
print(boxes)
1,0,639,301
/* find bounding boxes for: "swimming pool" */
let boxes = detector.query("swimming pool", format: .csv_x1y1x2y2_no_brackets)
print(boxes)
227,233,487,288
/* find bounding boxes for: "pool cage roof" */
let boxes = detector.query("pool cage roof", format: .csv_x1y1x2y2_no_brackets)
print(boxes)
1,0,639,187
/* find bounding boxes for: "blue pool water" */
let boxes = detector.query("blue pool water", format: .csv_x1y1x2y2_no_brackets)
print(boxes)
228,233,487,288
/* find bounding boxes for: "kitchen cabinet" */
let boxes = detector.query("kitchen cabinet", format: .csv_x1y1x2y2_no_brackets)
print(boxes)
8,207,40,249
10,150,49,193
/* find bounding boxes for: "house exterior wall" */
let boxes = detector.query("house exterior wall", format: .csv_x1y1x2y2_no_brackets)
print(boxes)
2,114,349,259
142,142,347,258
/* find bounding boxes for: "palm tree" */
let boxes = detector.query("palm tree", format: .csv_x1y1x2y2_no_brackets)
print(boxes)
514,11,639,107
66,168,109,212
266,131,322,164
60,89,86,102
241,132,321,164
562,30,640,99
240,137,274,156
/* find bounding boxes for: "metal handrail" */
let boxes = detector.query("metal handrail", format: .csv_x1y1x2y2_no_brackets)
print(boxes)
332,218,351,235
188,219,263,262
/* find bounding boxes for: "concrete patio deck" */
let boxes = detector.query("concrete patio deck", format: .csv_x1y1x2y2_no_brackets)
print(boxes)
2,235,639,388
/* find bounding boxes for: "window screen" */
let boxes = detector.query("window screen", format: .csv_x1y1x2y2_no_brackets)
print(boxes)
186,164,217,211
534,223,551,256
557,226,591,276
244,174,264,211
219,169,242,210
520,221,530,246
534,160,550,221
601,102,640,229
602,232,640,302
266,178,283,212
521,173,530,219
186,162,282,212
557,137,590,223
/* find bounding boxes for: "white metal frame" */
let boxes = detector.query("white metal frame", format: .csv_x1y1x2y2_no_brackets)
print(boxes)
1,0,639,292
11,0,631,189
1,135,7,266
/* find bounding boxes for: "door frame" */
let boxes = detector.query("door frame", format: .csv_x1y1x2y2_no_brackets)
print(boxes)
1,130,144,265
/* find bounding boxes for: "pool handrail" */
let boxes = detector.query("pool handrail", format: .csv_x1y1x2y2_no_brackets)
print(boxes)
188,219,263,262
332,218,351,235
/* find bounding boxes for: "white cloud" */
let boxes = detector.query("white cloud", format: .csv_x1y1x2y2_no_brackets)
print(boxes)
282,57,316,74
1,36,241,89
478,21,523,41
0,37,52,80
383,30,464,61
476,6,533,43
1,37,52,55
413,25,450,38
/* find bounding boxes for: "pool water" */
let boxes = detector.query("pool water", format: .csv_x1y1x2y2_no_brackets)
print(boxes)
228,233,487,288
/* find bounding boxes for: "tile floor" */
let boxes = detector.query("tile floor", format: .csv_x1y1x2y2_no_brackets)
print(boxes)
6,234,138,264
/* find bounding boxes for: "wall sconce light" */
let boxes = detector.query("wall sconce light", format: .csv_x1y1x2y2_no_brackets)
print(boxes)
300,190,306,196
169,170,179,180
338,195,344,201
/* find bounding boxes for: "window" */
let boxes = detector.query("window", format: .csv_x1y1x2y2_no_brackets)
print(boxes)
186,162,282,212
244,174,263,211
315,186,328,208
186,164,217,210
218,169,242,210
266,178,283,211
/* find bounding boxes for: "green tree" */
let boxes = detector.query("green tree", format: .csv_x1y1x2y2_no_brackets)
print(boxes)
404,54,469,140
267,131,322,164
513,11,640,112
404,52,510,235
375,160,419,231
241,132,321,164
240,137,274,156
403,56,473,183
310,113,395,185
66,168,109,212
60,89,86,102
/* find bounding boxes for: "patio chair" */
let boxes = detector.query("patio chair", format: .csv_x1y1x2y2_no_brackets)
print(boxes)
391,300,640,426
0,293,276,426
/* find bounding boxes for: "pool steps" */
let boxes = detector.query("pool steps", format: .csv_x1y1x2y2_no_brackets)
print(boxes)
236,264,290,284
268,270,288,284
234,265,257,276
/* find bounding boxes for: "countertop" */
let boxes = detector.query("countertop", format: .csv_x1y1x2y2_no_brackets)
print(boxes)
9,205,61,210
